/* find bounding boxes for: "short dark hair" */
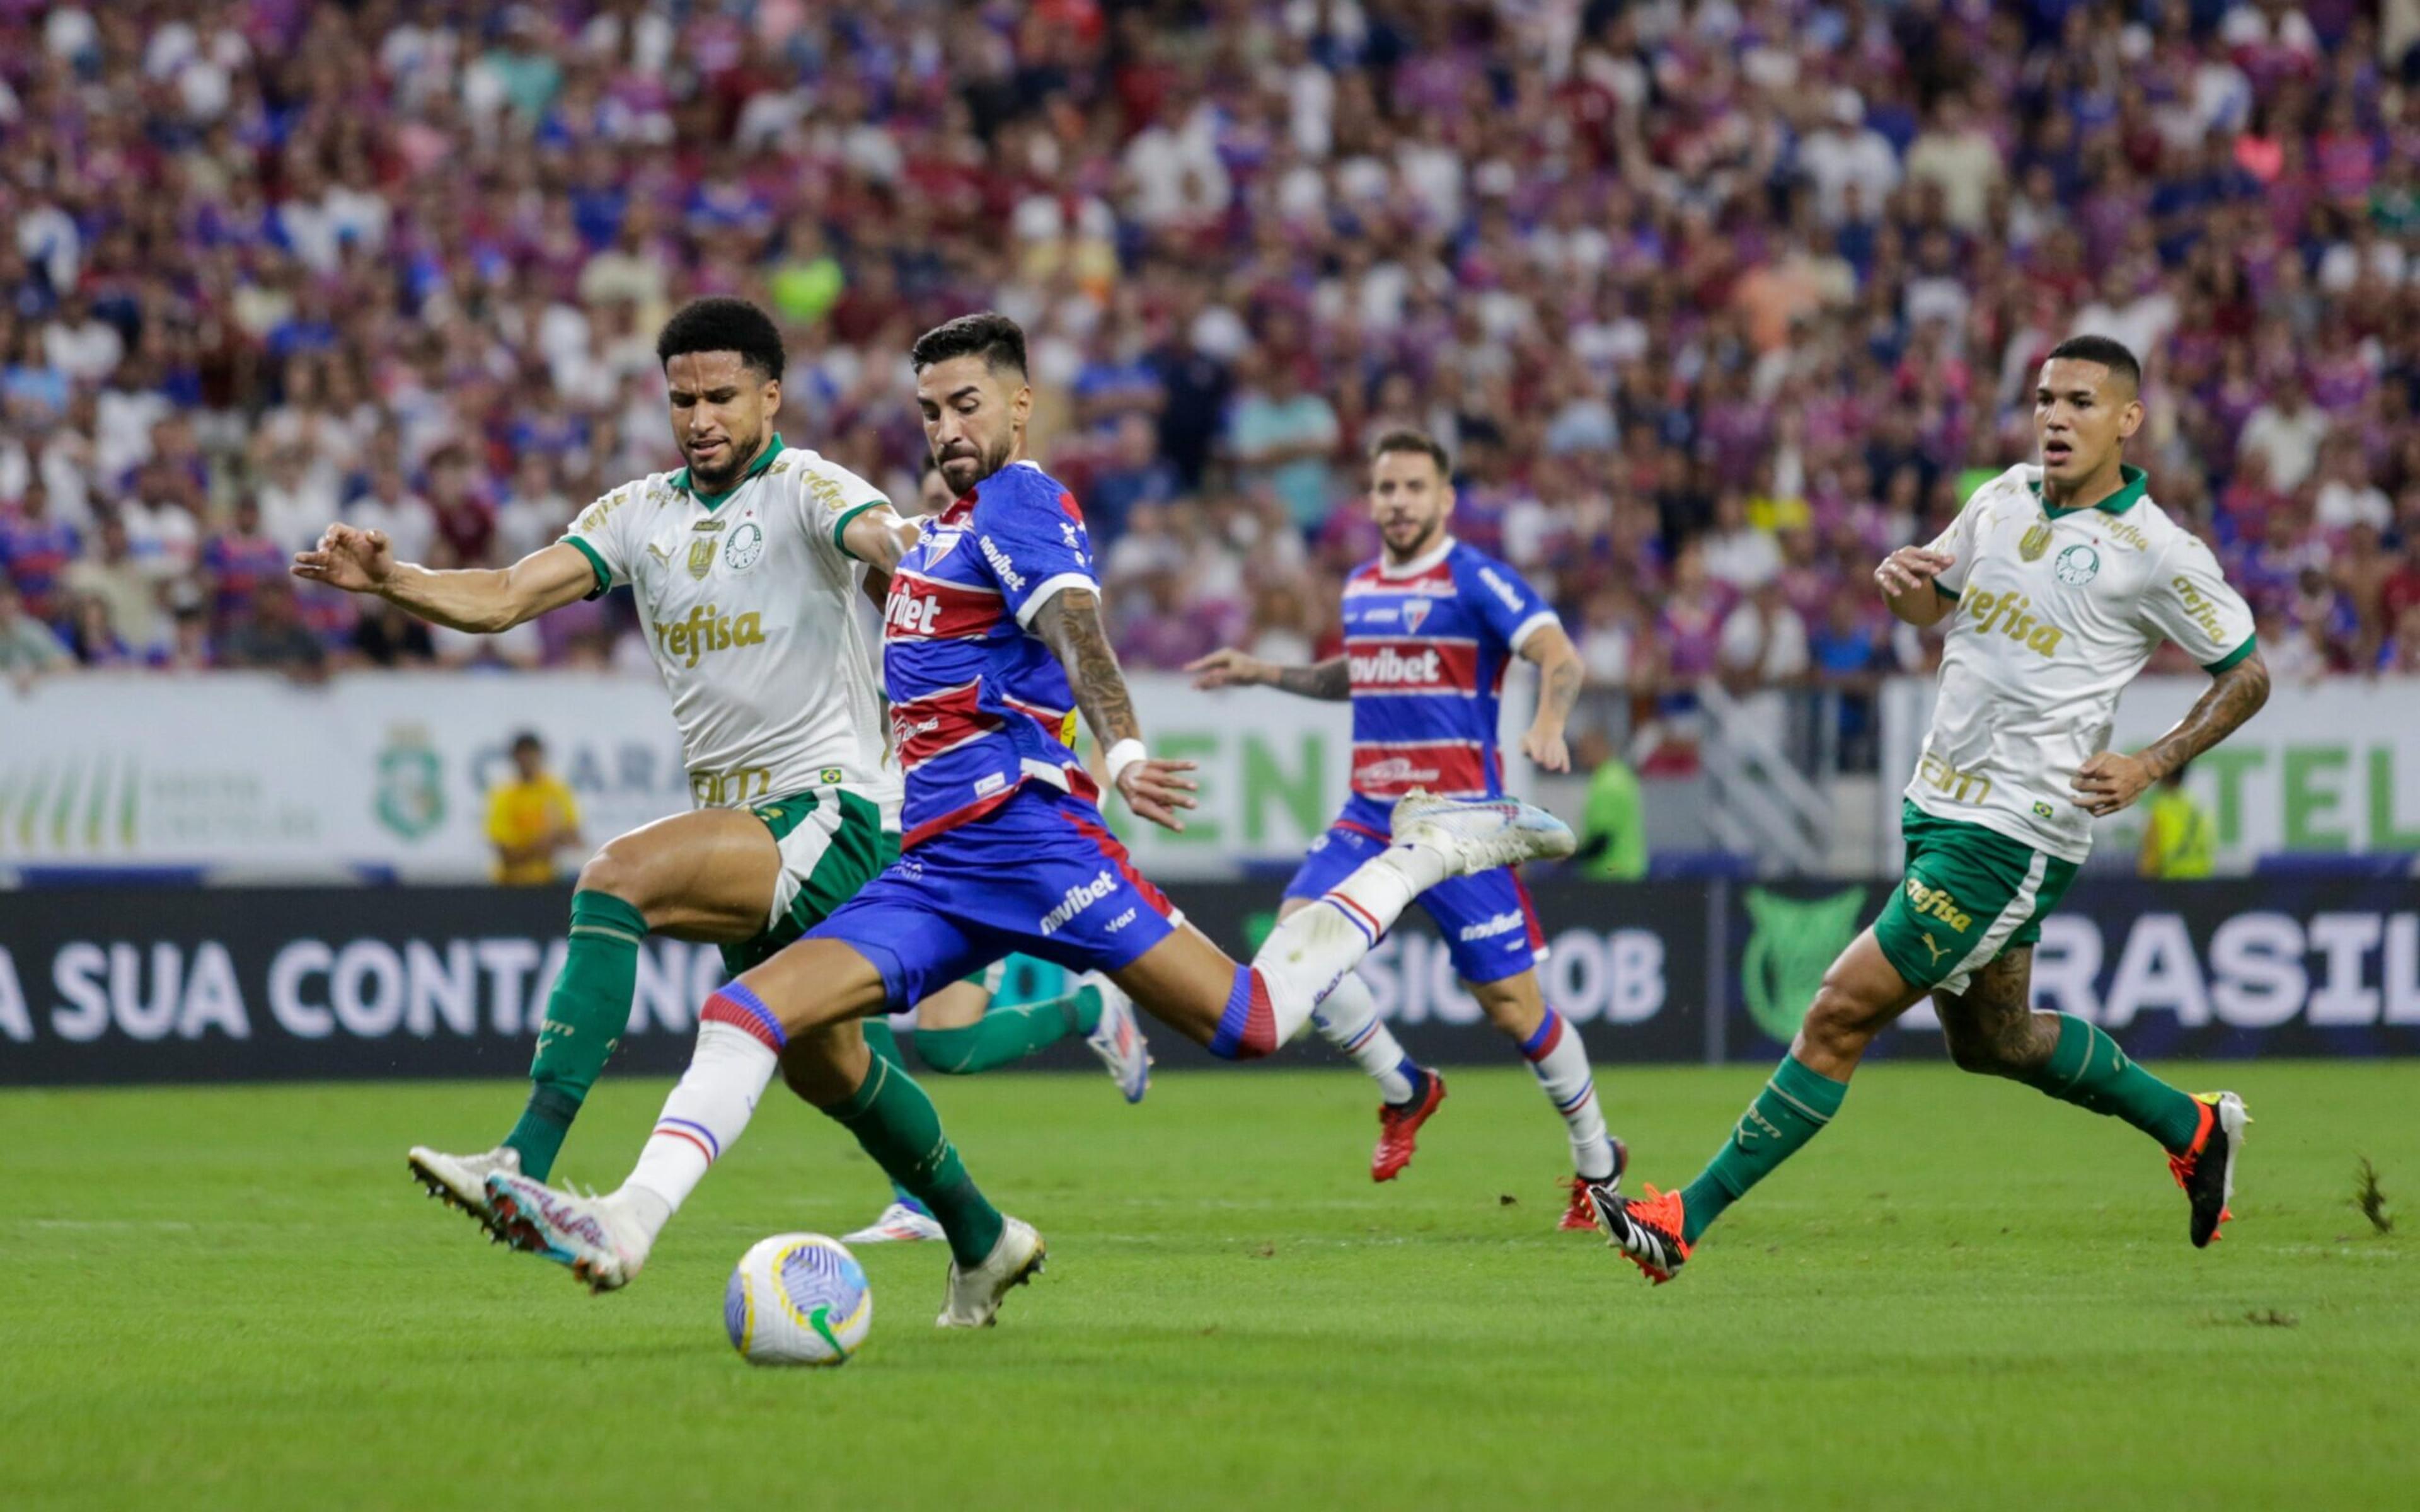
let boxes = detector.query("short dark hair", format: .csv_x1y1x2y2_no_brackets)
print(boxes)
656,297,785,382
510,731,544,755
910,311,1027,378
2044,334,2141,394
1369,427,1451,476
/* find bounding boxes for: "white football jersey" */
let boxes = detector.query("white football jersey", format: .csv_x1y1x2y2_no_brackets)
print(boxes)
562,435,899,818
1908,462,2256,862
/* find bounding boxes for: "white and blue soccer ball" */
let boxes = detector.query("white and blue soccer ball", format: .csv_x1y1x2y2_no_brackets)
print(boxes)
724,1234,872,1366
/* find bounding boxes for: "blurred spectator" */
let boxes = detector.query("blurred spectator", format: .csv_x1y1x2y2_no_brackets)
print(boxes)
221,578,326,680
1570,728,1647,882
487,731,583,886
0,580,70,685
0,481,79,622
350,598,438,670
2139,766,2216,879
2238,375,2330,491
1228,353,1339,531
60,515,164,656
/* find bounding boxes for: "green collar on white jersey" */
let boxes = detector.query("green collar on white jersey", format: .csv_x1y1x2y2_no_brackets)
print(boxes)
672,432,785,509
2030,462,2146,520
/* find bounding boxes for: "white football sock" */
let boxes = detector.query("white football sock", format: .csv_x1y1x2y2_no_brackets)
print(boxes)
1519,1007,1615,1179
1252,842,1449,1042
622,1015,778,1244
1310,971,1419,1103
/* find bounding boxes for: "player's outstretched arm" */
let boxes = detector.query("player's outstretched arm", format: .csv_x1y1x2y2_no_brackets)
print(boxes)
1184,647,1351,699
839,507,919,575
2071,650,2271,817
1874,546,1956,627
1032,588,1199,832
292,527,594,634
1516,623,1584,772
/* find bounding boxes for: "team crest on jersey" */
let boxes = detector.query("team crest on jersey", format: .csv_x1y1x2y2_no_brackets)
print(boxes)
1402,598,1432,633
2019,519,2053,561
687,537,717,580
725,520,764,573
919,530,962,570
2054,544,2100,586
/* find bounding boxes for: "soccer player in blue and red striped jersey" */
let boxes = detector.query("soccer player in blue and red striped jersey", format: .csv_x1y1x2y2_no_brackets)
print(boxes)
1191,430,1624,1228
487,316,1577,1327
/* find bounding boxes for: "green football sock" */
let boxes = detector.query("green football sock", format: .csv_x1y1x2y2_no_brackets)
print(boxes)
821,1046,1005,1268
2017,1014,2204,1153
913,983,1103,1075
1678,1055,1849,1245
859,1019,921,1211
505,890,648,1179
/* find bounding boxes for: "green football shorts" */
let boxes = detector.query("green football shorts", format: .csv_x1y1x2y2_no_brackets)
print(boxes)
721,787,900,976
1871,801,2080,997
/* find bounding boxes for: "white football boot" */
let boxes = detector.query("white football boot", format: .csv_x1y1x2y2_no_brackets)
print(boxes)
1390,791,1577,875
484,1172,652,1293
936,1216,1046,1328
843,1201,947,1244
406,1144,520,1240
1077,973,1151,1104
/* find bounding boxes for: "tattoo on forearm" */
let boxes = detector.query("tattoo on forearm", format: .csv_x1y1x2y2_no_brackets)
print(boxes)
1035,590,1141,747
1540,655,1584,719
2141,655,2271,780
1274,656,1351,701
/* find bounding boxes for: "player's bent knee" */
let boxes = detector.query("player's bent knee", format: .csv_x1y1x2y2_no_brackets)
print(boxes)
575,842,657,915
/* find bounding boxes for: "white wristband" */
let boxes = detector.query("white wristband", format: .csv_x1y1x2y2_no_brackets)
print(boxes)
1105,739,1148,789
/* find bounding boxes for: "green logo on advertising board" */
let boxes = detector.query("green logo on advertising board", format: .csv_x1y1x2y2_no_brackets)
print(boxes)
375,726,445,840
1739,887,1865,1043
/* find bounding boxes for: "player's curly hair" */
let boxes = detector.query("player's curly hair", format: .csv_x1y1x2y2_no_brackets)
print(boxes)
910,311,1028,379
656,297,785,381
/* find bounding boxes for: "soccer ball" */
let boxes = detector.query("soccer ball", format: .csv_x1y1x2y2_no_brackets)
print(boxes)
723,1234,873,1366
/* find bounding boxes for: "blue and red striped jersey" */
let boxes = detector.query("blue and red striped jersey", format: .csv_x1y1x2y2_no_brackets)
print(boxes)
1335,537,1558,836
880,461,1099,848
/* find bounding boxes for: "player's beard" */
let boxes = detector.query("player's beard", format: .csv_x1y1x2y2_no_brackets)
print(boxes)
941,437,1014,495
689,430,766,493
1383,515,1443,563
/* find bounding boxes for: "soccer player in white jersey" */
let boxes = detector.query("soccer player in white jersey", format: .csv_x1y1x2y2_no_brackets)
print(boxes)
292,297,1146,1240
1593,335,2273,1283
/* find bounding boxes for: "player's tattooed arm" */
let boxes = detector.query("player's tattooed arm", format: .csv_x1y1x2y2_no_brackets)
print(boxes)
291,529,592,633
2071,650,2271,816
1034,588,1199,830
1186,648,1349,699
1518,624,1584,772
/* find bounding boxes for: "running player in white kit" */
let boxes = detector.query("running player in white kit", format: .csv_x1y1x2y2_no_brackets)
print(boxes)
292,297,1146,1240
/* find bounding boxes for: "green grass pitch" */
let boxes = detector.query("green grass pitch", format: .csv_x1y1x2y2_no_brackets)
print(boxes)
4,1062,2414,1511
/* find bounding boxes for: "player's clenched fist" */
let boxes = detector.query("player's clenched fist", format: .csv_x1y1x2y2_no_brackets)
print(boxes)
291,524,396,593
1874,546,1954,598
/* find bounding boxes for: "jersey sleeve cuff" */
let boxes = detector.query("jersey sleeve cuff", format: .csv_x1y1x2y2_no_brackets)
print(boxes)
563,536,613,600
829,500,886,560
1012,572,1098,628
1509,609,1560,653
1932,580,1960,602
2202,635,2257,675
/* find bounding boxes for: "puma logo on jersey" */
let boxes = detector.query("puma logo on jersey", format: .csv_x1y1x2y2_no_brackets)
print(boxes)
1904,878,1973,933
1919,932,1953,965
656,603,767,668
1961,589,2066,658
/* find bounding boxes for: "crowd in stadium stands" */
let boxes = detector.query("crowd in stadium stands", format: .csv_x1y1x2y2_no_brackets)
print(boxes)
3,0,2420,719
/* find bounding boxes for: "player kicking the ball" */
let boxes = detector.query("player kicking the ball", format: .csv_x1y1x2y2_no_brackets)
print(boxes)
1189,428,1624,1227
486,312,1574,1326
1591,335,2271,1283
292,297,1147,1242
